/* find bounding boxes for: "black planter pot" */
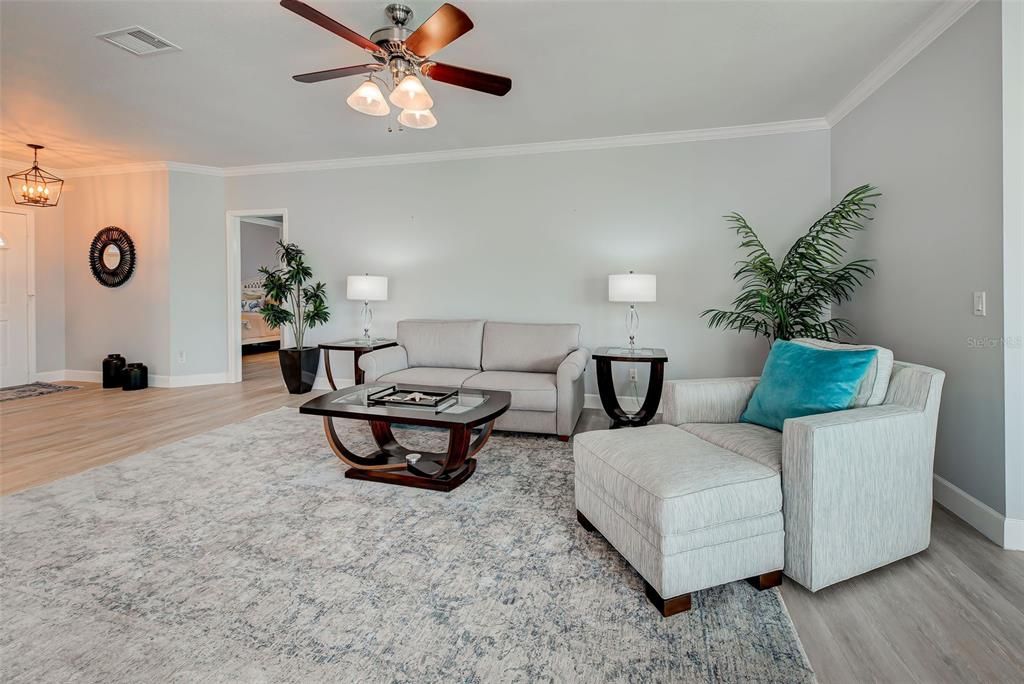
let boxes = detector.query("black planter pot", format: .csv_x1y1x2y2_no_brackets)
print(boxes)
102,354,127,389
279,347,320,394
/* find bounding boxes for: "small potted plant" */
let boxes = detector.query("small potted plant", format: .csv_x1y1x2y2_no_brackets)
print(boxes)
259,241,330,393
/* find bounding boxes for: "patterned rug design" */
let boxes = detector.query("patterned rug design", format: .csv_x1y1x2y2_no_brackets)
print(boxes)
0,381,78,402
0,408,815,682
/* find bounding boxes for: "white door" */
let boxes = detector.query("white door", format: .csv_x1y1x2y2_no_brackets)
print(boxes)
0,212,30,388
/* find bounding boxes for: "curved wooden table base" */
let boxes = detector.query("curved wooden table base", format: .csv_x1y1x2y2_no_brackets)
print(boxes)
595,357,665,429
323,416,497,491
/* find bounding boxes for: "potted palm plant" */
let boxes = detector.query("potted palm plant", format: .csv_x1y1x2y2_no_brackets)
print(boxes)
259,241,330,393
702,184,880,343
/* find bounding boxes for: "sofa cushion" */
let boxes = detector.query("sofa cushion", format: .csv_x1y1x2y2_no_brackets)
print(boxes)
462,371,557,412
377,367,480,388
741,340,878,431
792,338,894,407
573,424,781,537
481,322,580,373
397,319,485,370
678,423,782,471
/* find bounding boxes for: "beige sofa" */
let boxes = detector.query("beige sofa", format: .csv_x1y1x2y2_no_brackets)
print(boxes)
359,319,588,440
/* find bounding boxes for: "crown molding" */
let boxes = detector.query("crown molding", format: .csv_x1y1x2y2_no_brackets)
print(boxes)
14,117,828,181
58,160,223,179
219,118,829,176
826,0,978,127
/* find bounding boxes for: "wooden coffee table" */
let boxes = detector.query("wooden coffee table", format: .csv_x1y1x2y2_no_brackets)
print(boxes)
299,383,511,492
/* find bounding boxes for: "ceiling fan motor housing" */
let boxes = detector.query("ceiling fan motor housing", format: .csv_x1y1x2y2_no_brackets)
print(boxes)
371,5,420,85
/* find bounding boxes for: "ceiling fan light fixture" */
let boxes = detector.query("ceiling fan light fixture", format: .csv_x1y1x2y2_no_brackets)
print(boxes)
398,108,437,129
346,79,391,116
389,75,433,110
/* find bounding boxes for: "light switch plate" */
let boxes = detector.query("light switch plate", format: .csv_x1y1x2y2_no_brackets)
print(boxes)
973,291,987,316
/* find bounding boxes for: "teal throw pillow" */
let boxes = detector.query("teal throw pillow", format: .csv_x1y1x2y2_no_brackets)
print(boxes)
740,339,879,432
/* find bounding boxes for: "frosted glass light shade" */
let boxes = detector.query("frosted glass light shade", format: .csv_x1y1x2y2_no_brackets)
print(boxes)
608,273,656,302
347,275,388,301
398,108,437,129
346,80,390,116
389,75,433,110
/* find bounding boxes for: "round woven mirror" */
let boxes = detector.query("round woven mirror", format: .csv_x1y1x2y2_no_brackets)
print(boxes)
89,226,136,287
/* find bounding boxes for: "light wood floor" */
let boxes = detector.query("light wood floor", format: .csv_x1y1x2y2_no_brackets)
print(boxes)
2,352,1022,683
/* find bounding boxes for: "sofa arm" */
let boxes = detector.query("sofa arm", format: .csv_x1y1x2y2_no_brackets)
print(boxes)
661,377,759,426
781,405,935,592
358,345,409,382
556,348,589,437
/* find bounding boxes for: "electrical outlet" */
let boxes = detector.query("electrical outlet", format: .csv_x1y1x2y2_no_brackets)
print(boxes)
178,350,187,364
628,368,638,382
973,291,987,317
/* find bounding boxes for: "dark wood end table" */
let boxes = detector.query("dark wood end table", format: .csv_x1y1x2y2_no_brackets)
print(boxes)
299,383,511,492
592,346,668,429
320,338,398,389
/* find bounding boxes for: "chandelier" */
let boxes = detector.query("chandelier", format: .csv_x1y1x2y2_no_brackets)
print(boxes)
7,144,63,207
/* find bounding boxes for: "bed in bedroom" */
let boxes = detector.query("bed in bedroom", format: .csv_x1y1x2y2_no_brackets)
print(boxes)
241,279,280,346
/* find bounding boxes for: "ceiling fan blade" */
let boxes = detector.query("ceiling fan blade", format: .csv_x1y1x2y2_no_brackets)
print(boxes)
292,64,382,83
421,62,512,96
404,3,474,58
280,0,382,54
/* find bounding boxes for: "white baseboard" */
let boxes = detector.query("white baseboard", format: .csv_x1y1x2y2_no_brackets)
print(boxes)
165,373,229,388
1004,517,1024,551
60,370,102,383
933,474,1019,548
41,370,228,389
33,370,70,383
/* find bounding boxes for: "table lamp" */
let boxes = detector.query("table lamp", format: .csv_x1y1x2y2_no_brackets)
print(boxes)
347,274,388,340
608,271,656,350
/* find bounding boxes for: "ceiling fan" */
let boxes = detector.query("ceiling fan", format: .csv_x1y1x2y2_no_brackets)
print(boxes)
281,0,512,130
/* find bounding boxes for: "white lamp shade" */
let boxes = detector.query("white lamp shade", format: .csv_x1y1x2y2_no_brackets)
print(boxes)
398,108,437,129
346,80,390,116
608,273,656,302
347,275,388,301
389,75,434,110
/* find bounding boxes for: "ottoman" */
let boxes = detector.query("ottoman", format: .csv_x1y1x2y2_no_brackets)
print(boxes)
573,424,785,616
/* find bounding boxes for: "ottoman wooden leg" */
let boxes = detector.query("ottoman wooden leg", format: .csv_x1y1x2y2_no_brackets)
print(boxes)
643,580,692,617
576,509,597,532
746,570,783,591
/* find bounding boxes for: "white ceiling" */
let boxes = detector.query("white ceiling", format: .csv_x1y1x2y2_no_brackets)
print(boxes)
0,0,942,169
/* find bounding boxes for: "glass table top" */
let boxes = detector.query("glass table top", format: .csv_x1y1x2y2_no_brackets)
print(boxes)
330,383,489,415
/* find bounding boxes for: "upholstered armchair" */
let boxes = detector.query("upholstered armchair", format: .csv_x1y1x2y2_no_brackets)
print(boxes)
662,361,945,592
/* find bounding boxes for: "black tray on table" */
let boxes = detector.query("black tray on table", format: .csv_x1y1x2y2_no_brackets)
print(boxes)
366,385,458,410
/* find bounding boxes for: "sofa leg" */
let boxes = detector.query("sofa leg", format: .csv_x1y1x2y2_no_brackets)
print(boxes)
558,434,570,442
643,580,692,617
576,509,597,533
746,570,783,591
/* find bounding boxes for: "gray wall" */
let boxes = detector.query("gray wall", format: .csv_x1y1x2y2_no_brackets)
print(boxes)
226,130,831,392
169,171,226,376
0,168,65,373
240,221,279,282
832,2,1006,513
63,170,172,376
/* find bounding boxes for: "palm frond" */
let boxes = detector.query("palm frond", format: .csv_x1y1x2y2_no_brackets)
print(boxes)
702,185,879,342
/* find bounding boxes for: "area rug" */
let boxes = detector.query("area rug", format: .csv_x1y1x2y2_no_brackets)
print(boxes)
0,408,815,683
0,381,78,402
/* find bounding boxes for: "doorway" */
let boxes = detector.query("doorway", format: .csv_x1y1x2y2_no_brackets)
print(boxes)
0,210,34,388
225,210,288,383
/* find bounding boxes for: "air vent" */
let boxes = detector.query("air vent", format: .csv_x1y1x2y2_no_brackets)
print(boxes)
97,26,181,56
